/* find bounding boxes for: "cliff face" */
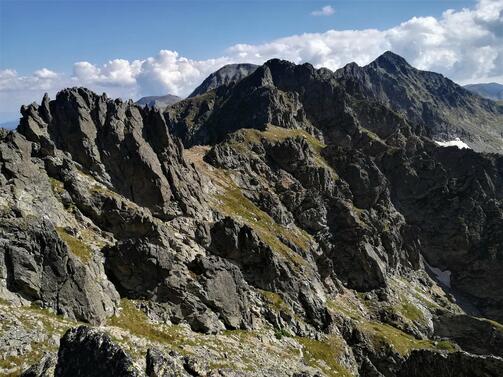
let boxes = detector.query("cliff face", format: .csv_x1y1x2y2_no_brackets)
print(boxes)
2,53,503,377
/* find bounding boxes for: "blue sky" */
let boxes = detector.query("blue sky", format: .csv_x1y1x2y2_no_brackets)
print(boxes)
1,0,474,75
1,0,502,123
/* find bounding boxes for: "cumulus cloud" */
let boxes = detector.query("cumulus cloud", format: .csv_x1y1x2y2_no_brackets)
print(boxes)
0,68,63,92
33,68,58,80
135,50,230,96
1,0,502,121
73,59,142,87
311,5,335,17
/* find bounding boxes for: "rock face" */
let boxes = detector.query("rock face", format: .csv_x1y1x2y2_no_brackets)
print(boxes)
0,218,118,324
3,52,503,377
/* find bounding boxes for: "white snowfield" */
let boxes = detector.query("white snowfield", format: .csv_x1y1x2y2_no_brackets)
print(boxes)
425,261,452,288
434,138,471,149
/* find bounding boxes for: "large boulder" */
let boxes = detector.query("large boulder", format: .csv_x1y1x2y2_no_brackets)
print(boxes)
55,326,138,377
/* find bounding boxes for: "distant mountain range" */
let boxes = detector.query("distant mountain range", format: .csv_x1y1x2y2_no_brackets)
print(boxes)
0,120,18,130
135,94,182,108
464,82,503,101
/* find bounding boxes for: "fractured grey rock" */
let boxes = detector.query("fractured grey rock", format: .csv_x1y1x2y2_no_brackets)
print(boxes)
0,218,119,324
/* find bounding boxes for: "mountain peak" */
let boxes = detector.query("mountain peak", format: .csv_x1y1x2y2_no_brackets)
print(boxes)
370,51,413,71
188,63,258,97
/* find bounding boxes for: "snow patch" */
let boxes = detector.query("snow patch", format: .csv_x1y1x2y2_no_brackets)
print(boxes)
434,138,471,149
425,261,452,288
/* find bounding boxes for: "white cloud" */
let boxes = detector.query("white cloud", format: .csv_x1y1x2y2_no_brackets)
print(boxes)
135,50,230,96
311,5,335,17
1,0,502,121
33,68,58,80
0,68,62,92
73,59,142,87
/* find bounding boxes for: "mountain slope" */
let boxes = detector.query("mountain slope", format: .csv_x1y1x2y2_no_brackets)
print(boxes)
188,63,258,98
464,82,503,101
2,53,503,376
335,52,503,153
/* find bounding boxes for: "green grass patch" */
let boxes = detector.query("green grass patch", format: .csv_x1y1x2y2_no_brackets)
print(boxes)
56,227,92,263
396,299,425,323
360,127,385,143
107,299,190,350
107,299,224,362
0,301,74,376
274,328,292,340
296,336,352,377
25,303,72,333
434,340,458,352
326,298,363,320
260,290,292,314
413,290,441,311
360,321,455,355
49,177,65,194
0,346,53,377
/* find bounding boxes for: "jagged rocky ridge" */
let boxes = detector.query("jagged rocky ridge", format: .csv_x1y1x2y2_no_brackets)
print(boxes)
1,52,503,376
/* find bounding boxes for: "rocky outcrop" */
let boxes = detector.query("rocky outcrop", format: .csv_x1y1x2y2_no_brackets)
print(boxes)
0,218,119,324
168,55,503,321
18,88,205,220
105,237,256,333
210,217,330,331
55,326,138,377
381,143,503,321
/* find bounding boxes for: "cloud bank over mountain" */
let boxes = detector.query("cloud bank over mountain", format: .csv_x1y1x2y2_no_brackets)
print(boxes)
1,0,502,120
